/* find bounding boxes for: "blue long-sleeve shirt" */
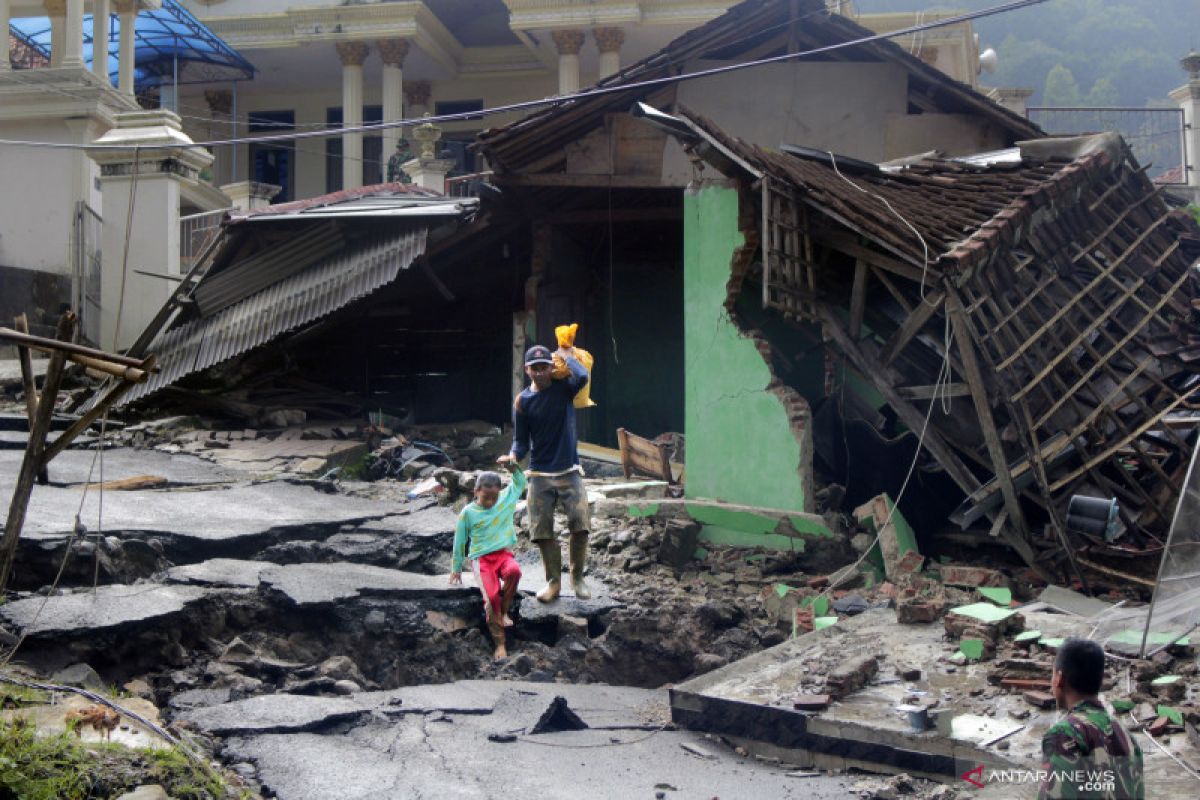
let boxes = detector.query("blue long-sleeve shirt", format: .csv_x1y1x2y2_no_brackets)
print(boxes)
512,355,588,473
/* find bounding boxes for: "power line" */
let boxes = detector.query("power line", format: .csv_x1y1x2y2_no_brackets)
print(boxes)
0,0,1048,153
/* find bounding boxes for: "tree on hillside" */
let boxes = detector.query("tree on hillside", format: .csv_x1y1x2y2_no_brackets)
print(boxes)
1085,78,1120,108
1043,64,1081,106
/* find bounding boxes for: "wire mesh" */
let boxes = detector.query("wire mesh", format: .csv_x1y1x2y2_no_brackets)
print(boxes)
1094,435,1200,657
1028,107,1186,184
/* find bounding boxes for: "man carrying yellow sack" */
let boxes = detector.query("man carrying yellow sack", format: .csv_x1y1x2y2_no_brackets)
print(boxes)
498,329,593,602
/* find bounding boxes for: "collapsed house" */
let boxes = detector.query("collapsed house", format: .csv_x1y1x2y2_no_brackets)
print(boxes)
106,0,1200,584
639,105,1200,586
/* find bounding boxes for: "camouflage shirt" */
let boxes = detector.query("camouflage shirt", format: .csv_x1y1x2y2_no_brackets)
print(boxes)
1037,699,1144,800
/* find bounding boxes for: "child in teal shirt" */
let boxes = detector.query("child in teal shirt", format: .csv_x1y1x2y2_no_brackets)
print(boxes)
449,462,526,659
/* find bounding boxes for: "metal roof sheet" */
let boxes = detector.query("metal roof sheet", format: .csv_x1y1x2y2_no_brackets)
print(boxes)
116,228,427,408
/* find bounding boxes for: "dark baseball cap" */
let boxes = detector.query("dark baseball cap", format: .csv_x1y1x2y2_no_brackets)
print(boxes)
524,345,553,366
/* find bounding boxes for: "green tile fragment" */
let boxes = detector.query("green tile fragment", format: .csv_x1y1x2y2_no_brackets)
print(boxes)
959,639,986,661
814,616,838,631
948,602,1016,623
812,596,831,617
1151,675,1181,686
694,547,709,560
1014,630,1042,643
774,583,794,598
1040,637,1065,649
978,587,1012,606
1157,705,1183,726
1110,699,1135,713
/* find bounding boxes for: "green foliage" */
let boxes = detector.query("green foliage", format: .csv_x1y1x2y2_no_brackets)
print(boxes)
1187,204,1200,226
0,717,238,800
1043,64,1081,106
853,0,1200,107
1084,78,1120,107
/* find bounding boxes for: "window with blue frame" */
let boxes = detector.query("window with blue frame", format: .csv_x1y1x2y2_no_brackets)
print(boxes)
247,110,294,203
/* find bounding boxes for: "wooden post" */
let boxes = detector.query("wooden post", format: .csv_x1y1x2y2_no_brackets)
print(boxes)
40,355,154,467
13,315,48,485
0,312,76,593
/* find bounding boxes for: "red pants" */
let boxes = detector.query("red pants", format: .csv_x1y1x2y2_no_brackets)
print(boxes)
472,549,521,618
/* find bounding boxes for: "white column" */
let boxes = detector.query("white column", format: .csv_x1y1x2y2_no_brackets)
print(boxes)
336,41,369,190
0,0,11,73
60,0,84,68
552,29,584,95
1172,52,1200,190
92,0,112,80
594,27,624,80
115,0,137,96
377,39,409,165
86,110,213,349
46,0,65,67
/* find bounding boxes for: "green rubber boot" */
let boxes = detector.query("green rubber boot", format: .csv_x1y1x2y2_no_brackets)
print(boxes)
536,540,562,603
569,532,591,600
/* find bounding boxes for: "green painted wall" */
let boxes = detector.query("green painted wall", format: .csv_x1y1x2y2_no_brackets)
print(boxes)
683,181,810,544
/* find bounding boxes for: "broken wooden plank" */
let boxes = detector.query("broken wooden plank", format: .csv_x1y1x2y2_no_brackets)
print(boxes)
896,383,971,400
616,427,674,484
0,312,76,592
817,305,980,496
879,290,945,367
848,259,868,339
946,295,1034,563
83,475,168,491
0,326,144,368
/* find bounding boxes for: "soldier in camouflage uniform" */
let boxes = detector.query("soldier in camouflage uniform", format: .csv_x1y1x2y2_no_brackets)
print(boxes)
1038,638,1144,800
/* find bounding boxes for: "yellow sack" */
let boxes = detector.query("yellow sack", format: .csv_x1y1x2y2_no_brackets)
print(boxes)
551,323,597,409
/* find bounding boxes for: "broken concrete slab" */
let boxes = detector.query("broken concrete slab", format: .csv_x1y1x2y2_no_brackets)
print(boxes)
0,584,211,638
182,693,369,736
166,559,480,606
1034,585,1115,619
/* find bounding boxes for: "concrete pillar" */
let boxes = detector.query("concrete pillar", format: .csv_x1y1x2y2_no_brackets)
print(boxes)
86,110,213,350
986,87,1034,119
377,39,409,163
92,0,111,81
205,88,233,185
594,27,624,80
114,0,137,96
0,0,10,73
1171,52,1200,190
402,116,453,193
44,0,65,67
62,0,84,68
336,41,370,191
404,79,431,117
552,29,584,94
220,180,281,212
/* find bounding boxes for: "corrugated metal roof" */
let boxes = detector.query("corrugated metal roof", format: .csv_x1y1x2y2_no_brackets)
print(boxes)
117,228,428,408
194,223,345,317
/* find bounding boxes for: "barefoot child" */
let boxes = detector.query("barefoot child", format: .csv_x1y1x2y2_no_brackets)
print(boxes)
448,461,526,659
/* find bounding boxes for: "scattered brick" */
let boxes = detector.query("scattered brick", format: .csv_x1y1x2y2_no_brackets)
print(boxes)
826,655,879,699
793,694,832,712
1148,716,1172,737
1024,691,1055,709
1002,678,1053,692
896,597,942,624
940,565,1008,588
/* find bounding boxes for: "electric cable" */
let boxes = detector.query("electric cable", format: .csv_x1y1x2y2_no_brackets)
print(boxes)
0,0,1049,153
